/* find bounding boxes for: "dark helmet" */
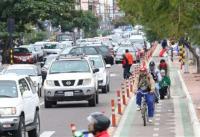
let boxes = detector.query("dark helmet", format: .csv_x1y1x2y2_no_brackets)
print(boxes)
149,61,155,66
160,59,166,63
87,112,110,132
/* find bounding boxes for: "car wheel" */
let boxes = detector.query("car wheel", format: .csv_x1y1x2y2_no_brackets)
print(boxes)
107,84,110,92
28,111,40,137
88,94,96,107
102,85,107,93
96,91,99,104
44,98,52,108
13,116,26,137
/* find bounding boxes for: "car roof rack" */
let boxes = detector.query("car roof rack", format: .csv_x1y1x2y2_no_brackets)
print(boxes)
56,54,87,60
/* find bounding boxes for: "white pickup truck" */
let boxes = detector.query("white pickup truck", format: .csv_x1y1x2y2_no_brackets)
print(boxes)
0,74,40,137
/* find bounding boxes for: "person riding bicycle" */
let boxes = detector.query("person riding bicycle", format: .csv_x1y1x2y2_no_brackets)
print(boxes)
149,61,162,103
158,59,168,75
159,70,171,99
135,65,155,123
87,112,110,137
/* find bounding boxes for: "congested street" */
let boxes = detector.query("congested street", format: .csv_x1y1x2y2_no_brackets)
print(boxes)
1,1,200,137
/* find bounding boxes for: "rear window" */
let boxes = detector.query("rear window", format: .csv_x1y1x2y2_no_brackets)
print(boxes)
14,48,30,53
98,46,109,54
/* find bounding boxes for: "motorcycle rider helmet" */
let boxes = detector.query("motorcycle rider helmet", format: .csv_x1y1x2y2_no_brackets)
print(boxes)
87,112,110,132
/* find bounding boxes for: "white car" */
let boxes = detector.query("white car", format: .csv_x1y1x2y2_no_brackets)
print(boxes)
0,74,40,136
31,44,44,61
43,56,99,108
3,64,42,97
87,55,111,93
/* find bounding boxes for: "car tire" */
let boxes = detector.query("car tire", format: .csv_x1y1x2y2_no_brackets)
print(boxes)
28,111,40,137
96,92,99,104
107,84,110,92
13,116,26,137
44,98,52,108
102,85,107,93
88,94,96,107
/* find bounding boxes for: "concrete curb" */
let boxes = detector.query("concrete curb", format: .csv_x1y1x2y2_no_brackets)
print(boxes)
177,70,200,137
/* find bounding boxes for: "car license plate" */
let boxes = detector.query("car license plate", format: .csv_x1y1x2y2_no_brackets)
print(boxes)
64,92,73,96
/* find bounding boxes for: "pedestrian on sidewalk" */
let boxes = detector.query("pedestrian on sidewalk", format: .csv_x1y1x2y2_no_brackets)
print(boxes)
135,66,155,123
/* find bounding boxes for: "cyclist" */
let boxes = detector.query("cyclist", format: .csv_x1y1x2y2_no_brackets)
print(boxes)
159,69,171,99
135,65,155,123
87,112,110,137
149,61,162,103
158,59,168,75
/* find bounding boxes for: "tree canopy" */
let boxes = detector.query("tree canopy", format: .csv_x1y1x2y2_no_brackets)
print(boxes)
119,0,200,44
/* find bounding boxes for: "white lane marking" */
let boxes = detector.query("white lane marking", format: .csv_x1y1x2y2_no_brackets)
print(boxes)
40,101,44,106
157,103,162,106
110,73,117,77
154,128,159,131
155,114,161,117
156,109,161,113
168,109,173,112
154,122,160,126
153,133,159,137
40,131,55,137
155,118,160,121
156,106,161,109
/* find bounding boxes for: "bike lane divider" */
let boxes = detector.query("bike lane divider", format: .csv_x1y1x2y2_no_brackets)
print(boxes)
40,131,55,137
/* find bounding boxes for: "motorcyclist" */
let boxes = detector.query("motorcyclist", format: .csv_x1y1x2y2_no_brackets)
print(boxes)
158,59,168,75
135,64,155,123
159,69,171,99
149,61,162,103
87,112,110,137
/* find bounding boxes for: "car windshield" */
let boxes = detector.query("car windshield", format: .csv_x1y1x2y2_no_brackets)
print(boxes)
117,47,135,54
5,69,37,76
14,48,30,53
0,81,18,98
44,44,59,49
50,60,90,74
90,57,104,68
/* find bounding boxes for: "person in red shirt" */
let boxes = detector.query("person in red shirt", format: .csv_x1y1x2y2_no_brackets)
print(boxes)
87,112,110,137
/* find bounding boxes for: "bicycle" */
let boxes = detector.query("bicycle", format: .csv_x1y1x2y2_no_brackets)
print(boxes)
140,92,148,126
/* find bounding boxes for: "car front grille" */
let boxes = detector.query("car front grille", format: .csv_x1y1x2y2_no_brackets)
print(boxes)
62,80,75,86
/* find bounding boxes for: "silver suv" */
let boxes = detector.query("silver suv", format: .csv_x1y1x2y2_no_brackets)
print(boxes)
43,56,99,108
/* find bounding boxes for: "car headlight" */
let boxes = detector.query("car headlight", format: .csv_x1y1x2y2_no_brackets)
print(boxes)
45,80,55,86
82,79,91,86
0,107,16,116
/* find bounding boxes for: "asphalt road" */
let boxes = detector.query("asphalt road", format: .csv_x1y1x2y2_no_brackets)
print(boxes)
39,64,124,137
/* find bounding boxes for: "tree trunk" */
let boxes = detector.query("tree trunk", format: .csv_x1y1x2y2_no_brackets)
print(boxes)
186,43,200,73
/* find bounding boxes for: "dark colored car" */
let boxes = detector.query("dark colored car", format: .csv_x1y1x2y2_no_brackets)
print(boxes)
13,47,37,64
61,46,114,65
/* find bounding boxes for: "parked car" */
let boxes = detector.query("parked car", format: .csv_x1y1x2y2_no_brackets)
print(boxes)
115,46,138,64
0,74,40,136
3,64,42,96
13,47,37,64
43,56,99,108
60,45,114,65
87,55,111,93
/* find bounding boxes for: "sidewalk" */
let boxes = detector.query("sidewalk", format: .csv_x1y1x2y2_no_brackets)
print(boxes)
174,59,200,121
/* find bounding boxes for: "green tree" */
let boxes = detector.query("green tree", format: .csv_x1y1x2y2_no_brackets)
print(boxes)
119,0,200,73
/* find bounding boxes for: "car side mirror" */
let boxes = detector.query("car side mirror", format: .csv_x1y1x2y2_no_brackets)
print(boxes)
106,64,111,68
93,68,99,73
33,81,38,87
23,91,32,98
40,62,45,67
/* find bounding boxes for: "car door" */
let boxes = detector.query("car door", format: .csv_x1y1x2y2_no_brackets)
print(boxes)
19,78,35,124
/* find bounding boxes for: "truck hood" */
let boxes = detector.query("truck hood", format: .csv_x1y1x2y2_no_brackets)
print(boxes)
46,73,93,80
0,98,21,107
